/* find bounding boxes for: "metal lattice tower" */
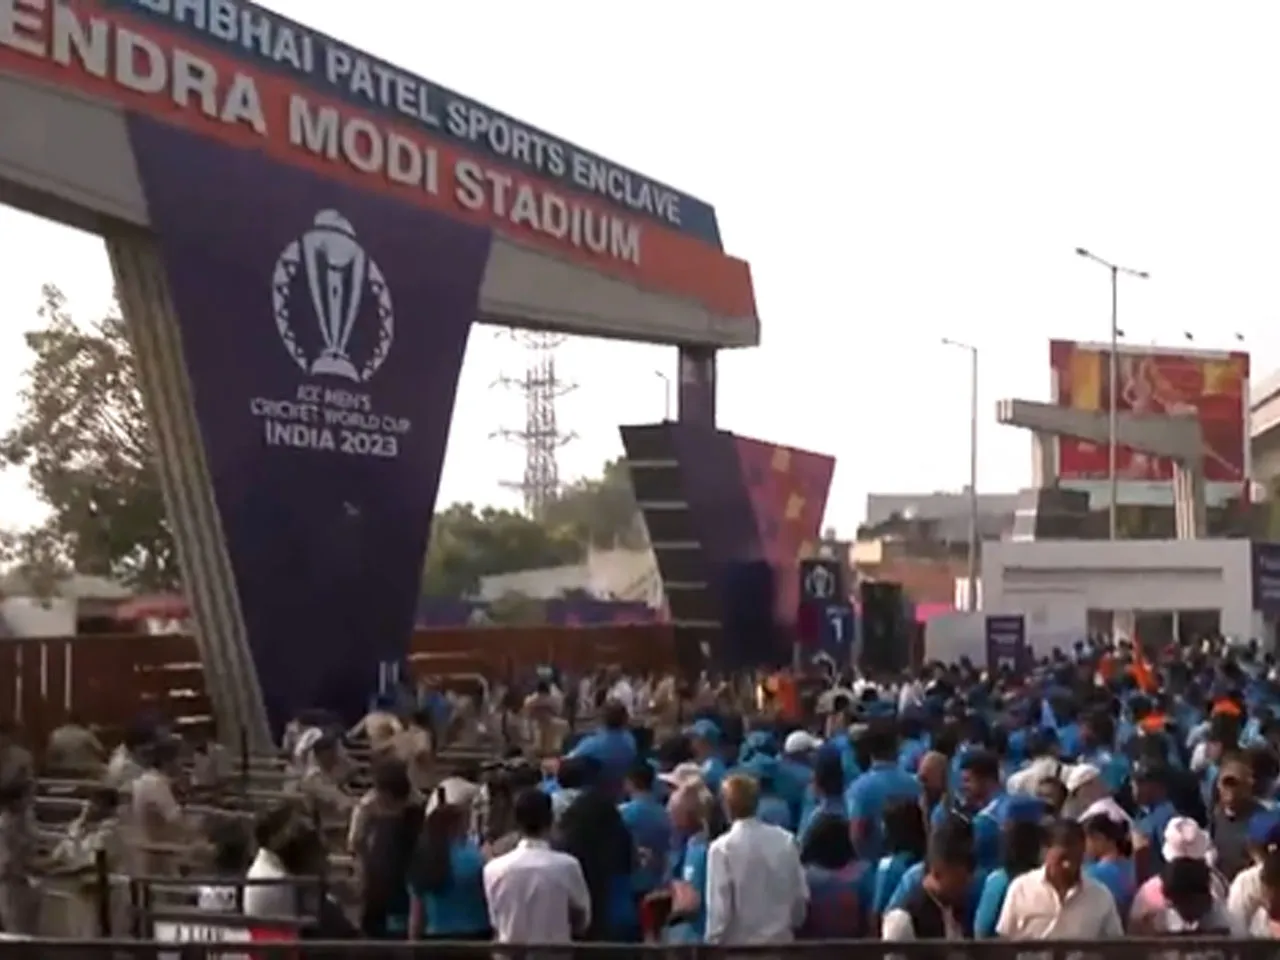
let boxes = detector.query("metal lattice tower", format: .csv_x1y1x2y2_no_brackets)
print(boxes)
493,332,577,517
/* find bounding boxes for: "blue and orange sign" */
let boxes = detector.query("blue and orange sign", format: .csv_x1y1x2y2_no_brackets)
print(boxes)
0,0,756,319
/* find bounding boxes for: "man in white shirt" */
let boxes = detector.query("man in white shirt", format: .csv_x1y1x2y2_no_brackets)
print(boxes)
705,773,808,945
483,789,590,944
996,820,1123,939
606,673,636,715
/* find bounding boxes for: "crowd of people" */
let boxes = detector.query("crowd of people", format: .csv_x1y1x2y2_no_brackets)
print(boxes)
7,643,1280,948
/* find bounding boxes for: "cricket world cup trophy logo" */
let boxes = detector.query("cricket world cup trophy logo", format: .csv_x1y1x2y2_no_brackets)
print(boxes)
271,210,395,383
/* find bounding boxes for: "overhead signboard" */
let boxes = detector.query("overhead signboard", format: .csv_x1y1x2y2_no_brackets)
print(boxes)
1049,340,1249,507
0,0,757,325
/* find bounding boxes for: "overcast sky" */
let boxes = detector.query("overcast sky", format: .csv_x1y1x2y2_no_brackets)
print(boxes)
3,0,1280,535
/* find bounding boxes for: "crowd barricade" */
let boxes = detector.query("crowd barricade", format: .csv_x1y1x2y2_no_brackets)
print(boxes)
0,940,1267,959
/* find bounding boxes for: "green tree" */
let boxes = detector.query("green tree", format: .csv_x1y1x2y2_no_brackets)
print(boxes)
421,502,585,598
0,285,178,591
542,457,646,549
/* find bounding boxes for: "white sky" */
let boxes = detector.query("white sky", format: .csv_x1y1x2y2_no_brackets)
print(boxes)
4,0,1280,535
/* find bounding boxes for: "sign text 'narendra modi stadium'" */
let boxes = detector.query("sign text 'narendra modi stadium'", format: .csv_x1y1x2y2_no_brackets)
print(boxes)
0,1,643,266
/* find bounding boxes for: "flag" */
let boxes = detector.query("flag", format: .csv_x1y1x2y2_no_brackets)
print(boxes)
1130,638,1157,694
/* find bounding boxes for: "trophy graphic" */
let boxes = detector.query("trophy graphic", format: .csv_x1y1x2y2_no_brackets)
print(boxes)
301,210,367,382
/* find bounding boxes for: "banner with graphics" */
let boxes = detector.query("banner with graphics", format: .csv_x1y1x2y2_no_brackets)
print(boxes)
1253,543,1280,619
984,614,1027,674
127,116,491,726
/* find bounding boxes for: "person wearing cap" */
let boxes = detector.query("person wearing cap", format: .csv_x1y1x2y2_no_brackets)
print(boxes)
678,719,726,795
1129,816,1230,932
663,781,718,943
739,755,794,832
1064,763,1111,820
619,762,672,907
775,731,819,823
1226,807,1280,927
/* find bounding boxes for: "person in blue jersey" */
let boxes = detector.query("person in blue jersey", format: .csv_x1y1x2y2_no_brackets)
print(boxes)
871,798,928,928
742,755,795,831
1131,758,1178,881
567,700,637,793
663,782,720,944
973,797,1046,937
619,761,672,903
798,813,865,938
1080,711,1130,794
1083,811,1137,920
797,750,847,847
938,750,1005,869
847,720,921,860
897,712,929,775
777,731,820,822
685,720,727,795
406,788,490,940
556,755,637,941
737,729,777,765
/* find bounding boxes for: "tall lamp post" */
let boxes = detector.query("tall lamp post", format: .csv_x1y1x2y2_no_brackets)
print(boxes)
942,338,979,610
1074,248,1150,539
654,370,672,420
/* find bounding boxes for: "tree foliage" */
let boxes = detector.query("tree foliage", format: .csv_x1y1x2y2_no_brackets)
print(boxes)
541,457,647,551
419,461,646,599
420,503,584,598
0,285,178,591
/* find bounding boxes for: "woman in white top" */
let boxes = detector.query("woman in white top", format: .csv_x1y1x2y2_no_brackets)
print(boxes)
243,803,324,920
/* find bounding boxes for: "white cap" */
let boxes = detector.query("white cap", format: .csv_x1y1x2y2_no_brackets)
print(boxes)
1078,797,1132,826
784,731,823,755
658,762,704,788
1163,816,1215,864
1063,763,1101,793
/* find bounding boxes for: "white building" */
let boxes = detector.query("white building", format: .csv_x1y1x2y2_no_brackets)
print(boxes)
476,546,663,608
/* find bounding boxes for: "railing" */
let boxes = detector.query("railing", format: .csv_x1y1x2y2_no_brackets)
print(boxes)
0,940,1269,958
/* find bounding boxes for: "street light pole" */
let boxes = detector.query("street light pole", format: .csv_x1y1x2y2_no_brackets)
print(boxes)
654,370,672,420
1074,248,1149,539
942,338,979,610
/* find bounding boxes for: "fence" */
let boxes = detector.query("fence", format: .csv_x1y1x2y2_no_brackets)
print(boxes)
0,940,1269,958
0,624,680,749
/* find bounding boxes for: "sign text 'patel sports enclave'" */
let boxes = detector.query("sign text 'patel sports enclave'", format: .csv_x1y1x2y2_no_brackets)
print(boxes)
0,0,644,266
105,0,720,245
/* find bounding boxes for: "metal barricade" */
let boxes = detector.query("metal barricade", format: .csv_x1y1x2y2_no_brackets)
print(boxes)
0,940,1267,959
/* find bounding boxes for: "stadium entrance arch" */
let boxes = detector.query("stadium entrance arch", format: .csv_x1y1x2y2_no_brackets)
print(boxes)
0,0,759,745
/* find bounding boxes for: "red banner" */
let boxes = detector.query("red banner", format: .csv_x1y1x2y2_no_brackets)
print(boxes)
1049,340,1248,495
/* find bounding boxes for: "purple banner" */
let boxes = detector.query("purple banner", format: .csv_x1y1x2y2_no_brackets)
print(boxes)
985,614,1027,674
127,117,491,726
1253,542,1280,619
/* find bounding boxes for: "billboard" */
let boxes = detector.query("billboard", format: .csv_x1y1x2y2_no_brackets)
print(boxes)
1049,340,1249,507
